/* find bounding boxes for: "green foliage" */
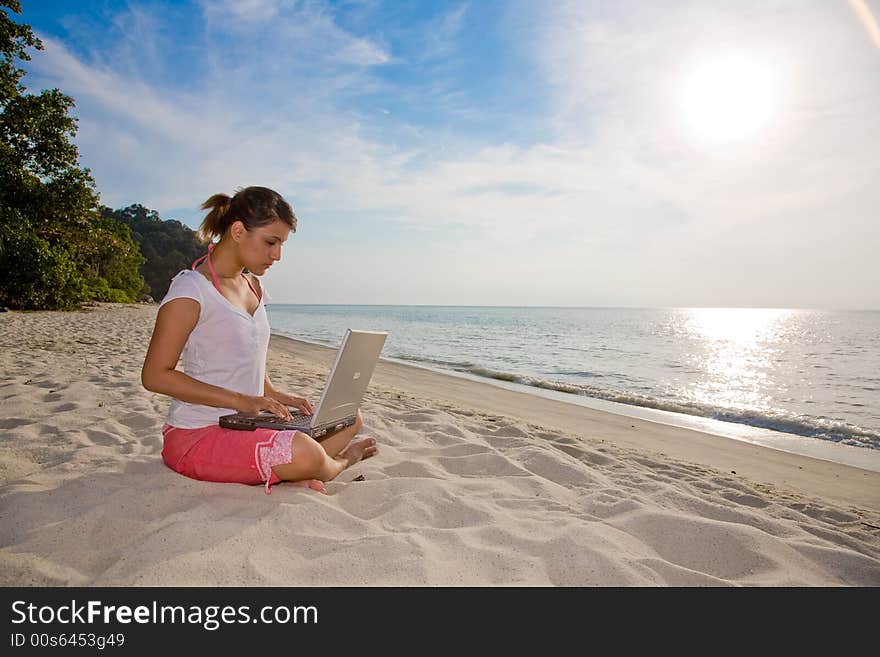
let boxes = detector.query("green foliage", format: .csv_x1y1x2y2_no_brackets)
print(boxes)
76,215,147,302
0,229,87,309
85,276,134,303
102,204,204,301
0,1,38,106
0,1,146,309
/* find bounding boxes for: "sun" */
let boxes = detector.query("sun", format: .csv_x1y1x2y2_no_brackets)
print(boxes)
679,54,778,145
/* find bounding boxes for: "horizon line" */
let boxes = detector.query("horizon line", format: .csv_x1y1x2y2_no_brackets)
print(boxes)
263,303,880,312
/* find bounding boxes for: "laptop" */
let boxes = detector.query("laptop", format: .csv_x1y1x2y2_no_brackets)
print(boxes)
219,329,388,440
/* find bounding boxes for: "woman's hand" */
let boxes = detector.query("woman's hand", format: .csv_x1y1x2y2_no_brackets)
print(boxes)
284,395,314,416
236,394,295,421
263,374,314,416
269,392,314,416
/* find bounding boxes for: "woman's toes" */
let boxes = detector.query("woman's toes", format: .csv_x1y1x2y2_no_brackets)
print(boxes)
340,437,379,465
292,479,327,494
360,438,378,460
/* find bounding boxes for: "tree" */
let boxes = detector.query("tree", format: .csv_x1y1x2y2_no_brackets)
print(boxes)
0,1,145,308
102,204,204,301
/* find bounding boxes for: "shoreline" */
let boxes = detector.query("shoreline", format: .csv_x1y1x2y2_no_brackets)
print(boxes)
270,333,880,510
383,355,880,474
269,328,880,469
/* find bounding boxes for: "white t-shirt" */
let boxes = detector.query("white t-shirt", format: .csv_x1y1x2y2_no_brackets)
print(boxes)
159,269,271,428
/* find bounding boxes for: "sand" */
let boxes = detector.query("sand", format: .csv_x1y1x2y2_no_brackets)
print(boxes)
0,303,878,586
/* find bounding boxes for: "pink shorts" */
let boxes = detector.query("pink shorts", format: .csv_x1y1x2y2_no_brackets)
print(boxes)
161,424,298,494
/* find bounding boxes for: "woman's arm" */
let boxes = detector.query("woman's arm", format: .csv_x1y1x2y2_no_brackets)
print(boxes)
141,298,292,419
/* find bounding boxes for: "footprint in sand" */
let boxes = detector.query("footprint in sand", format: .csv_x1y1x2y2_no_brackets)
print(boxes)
420,432,461,447
517,449,604,488
585,496,643,520
50,402,80,413
0,418,35,430
436,443,491,457
120,412,158,432
436,452,530,478
484,434,531,450
718,489,771,509
84,429,125,446
384,461,444,479
29,379,60,390
428,422,469,439
137,434,163,453
792,504,859,525
554,443,616,467
394,410,444,424
616,511,777,581
486,423,531,438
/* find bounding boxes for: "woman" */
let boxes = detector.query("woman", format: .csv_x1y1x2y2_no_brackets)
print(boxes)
141,186,377,494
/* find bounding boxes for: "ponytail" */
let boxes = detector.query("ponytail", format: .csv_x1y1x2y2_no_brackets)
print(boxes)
197,194,235,243
197,187,297,244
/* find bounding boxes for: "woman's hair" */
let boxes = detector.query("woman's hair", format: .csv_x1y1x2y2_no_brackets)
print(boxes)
197,186,297,243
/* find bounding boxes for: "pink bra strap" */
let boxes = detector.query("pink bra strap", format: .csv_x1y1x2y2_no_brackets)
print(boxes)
191,243,261,301
191,243,222,293
242,274,260,301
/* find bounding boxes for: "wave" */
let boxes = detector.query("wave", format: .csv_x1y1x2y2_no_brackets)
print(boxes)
273,327,880,451
394,353,478,371
409,359,880,450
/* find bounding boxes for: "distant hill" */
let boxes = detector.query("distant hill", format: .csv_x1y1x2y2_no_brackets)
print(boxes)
101,204,204,301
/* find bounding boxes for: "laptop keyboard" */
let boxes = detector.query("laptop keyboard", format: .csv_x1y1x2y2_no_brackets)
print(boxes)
285,412,312,428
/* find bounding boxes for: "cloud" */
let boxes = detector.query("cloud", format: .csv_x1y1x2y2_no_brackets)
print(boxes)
200,0,390,67
21,0,880,306
26,1,396,212
419,3,469,61
199,0,288,23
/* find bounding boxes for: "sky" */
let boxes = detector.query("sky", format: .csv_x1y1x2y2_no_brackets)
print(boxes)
14,0,880,308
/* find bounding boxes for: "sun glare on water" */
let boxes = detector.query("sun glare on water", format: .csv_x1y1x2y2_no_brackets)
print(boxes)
679,54,778,145
683,308,794,411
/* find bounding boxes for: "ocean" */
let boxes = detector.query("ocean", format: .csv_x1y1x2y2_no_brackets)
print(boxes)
266,305,880,453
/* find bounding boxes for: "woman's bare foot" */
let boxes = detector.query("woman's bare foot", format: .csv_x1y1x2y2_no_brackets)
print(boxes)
291,479,327,494
339,437,378,467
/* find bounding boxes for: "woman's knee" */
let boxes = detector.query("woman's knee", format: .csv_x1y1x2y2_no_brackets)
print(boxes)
290,431,327,477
